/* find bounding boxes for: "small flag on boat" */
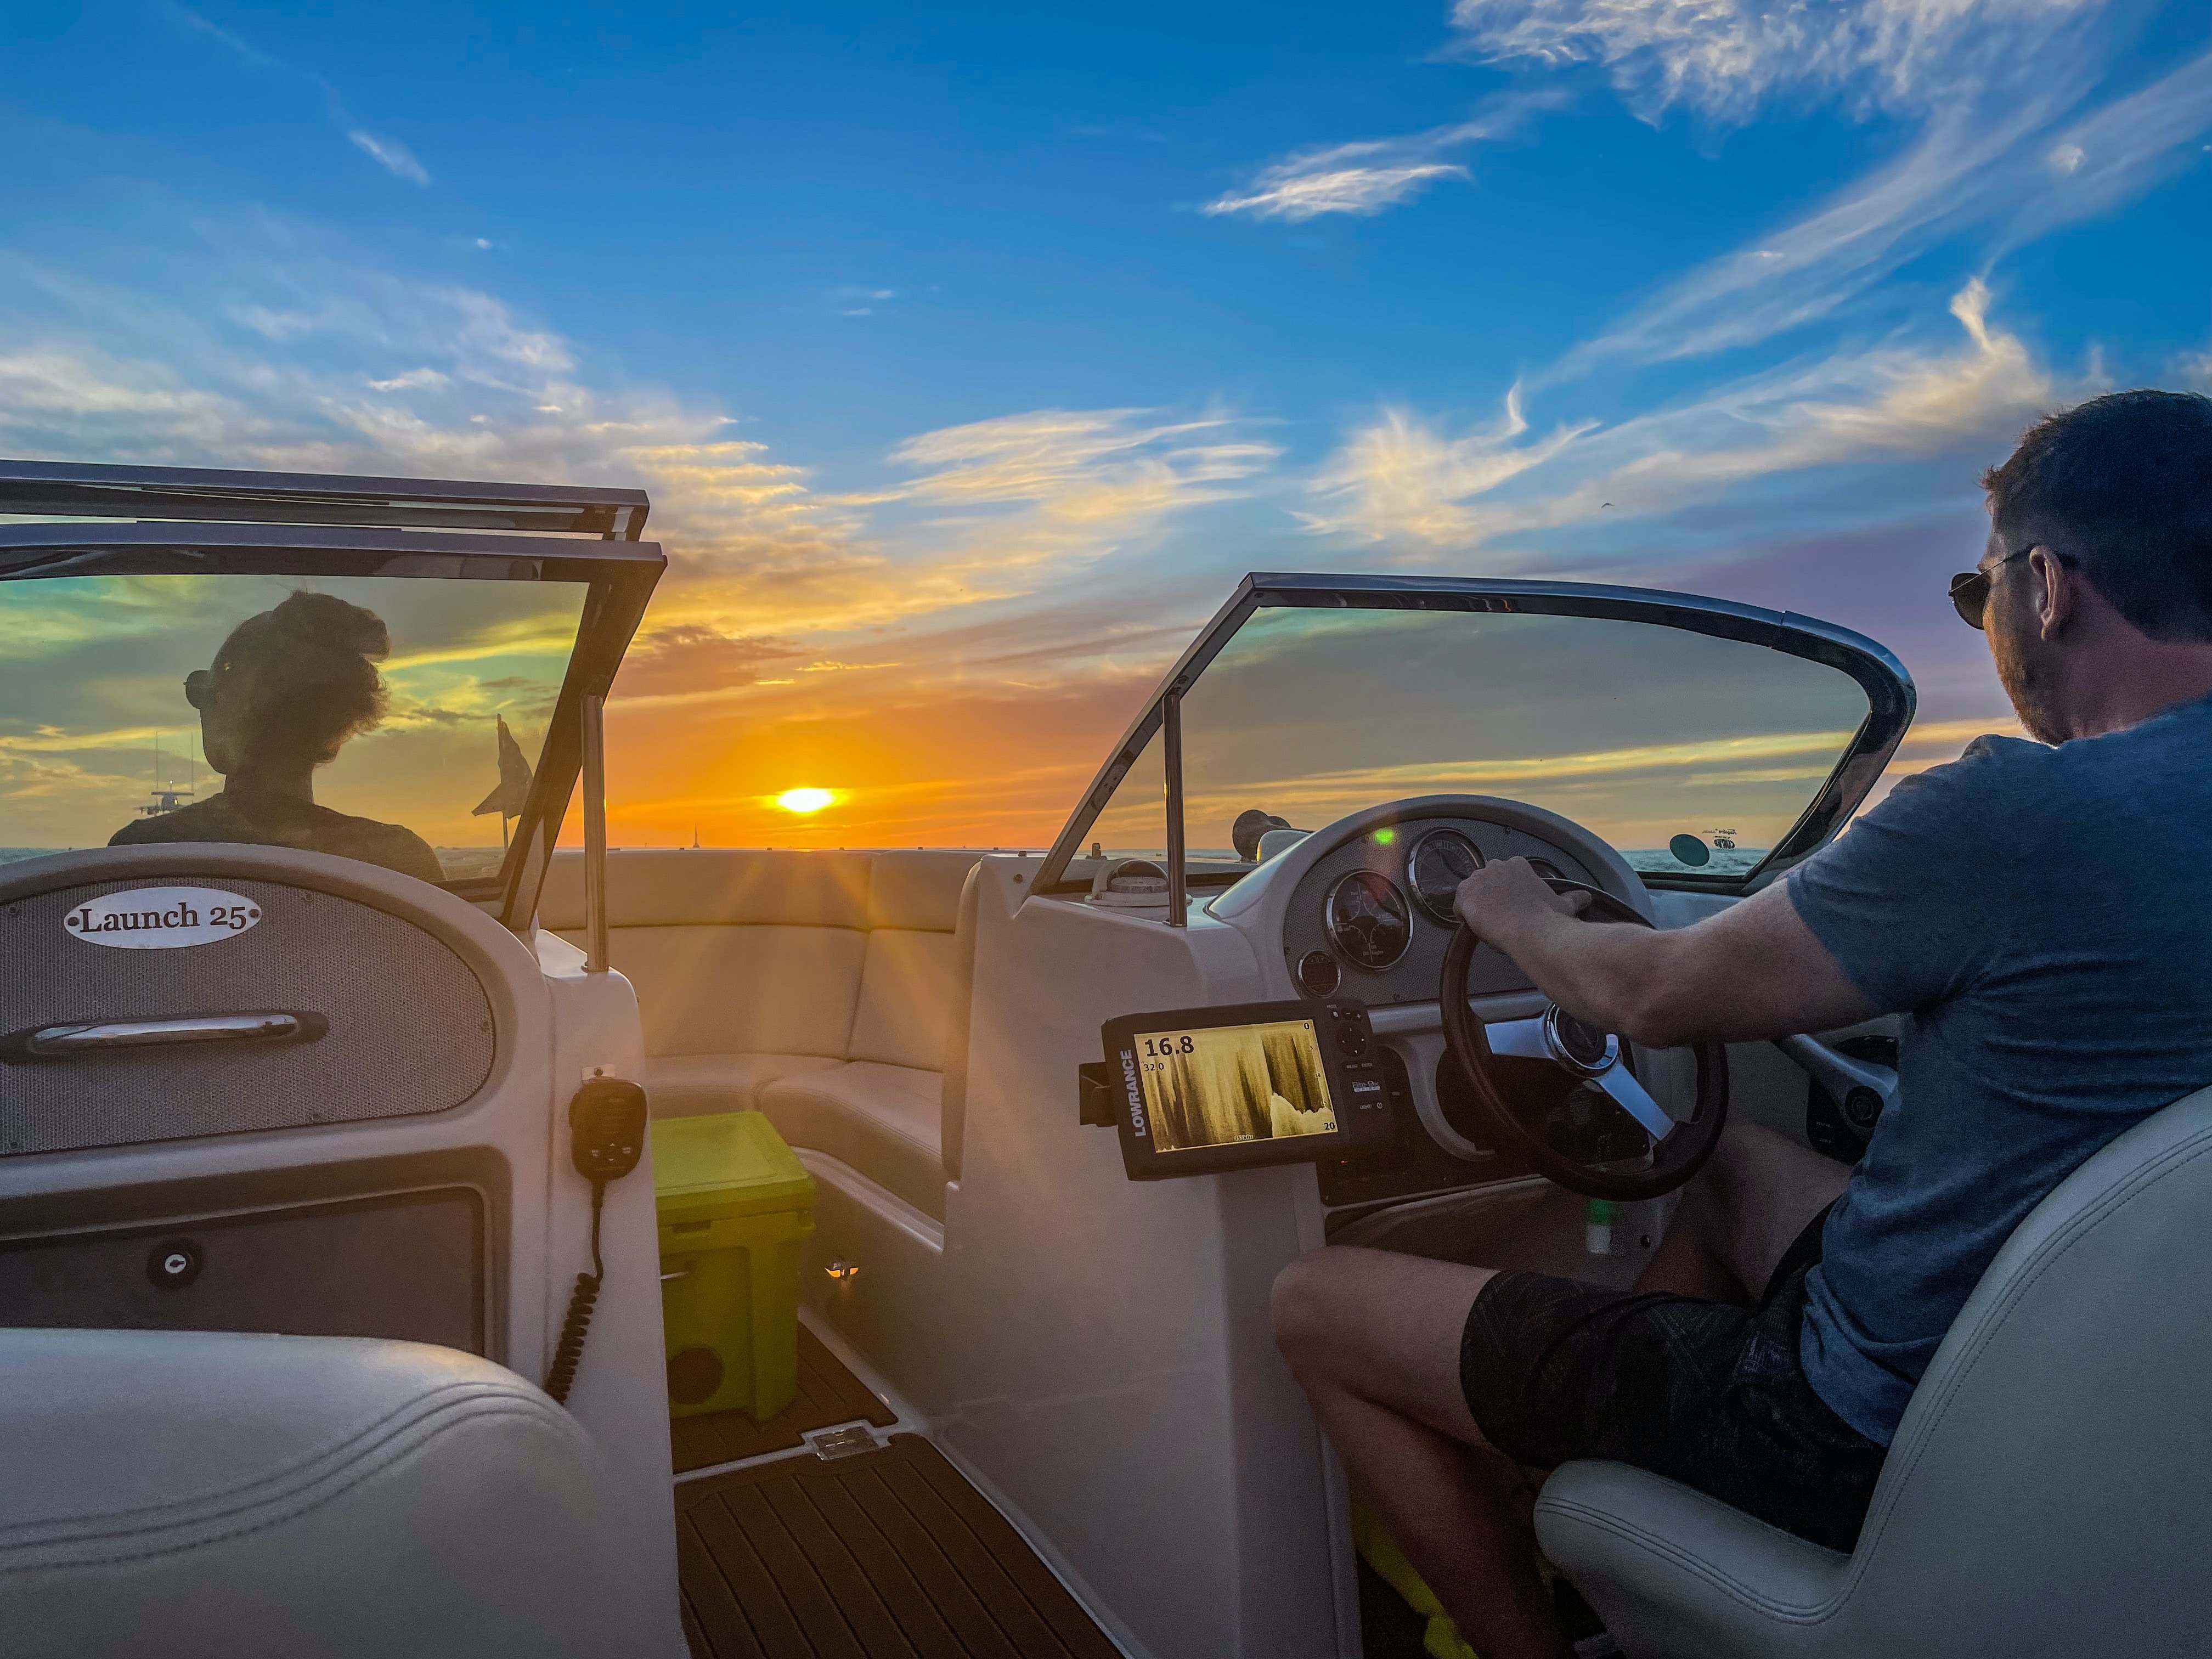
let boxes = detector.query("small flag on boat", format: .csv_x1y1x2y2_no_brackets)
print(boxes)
473,716,533,819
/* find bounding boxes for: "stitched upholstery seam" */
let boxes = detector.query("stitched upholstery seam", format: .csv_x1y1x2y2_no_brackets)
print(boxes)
1536,1493,1843,1623
0,1385,568,1553
0,1402,570,1573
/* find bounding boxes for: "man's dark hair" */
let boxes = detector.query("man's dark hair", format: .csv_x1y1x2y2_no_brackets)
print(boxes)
216,589,392,765
1982,388,2212,641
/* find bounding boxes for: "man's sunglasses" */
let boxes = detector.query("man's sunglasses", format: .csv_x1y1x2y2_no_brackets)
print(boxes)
1947,546,2073,629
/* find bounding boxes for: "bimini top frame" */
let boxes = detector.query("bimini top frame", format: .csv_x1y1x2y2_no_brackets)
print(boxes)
1032,572,1918,910
0,459,666,948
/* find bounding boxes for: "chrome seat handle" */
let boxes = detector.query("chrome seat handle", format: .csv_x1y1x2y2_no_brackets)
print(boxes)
2,1012,328,1062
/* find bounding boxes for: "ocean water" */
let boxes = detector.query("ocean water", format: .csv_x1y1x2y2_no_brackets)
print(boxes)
1624,846,1768,878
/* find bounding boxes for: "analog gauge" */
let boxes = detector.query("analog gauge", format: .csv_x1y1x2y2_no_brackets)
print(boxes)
1325,871,1413,971
1296,949,1341,998
1408,828,1486,924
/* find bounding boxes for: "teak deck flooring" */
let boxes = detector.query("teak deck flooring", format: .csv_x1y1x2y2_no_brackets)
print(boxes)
678,1434,1119,1659
672,1326,899,1475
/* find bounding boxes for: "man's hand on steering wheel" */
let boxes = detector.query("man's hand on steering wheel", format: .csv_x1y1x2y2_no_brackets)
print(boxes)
1438,859,1730,1199
1454,856,1593,946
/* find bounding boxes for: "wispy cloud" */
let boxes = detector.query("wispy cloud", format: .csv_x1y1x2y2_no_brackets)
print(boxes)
1305,279,2058,552
894,408,1271,511
1448,0,2103,126
1206,157,1470,222
159,2,431,185
1302,387,1591,544
831,285,899,318
1472,6,2212,376
1204,89,1563,222
347,129,430,186
881,408,1280,584
1557,99,2054,371
1999,44,2212,249
366,368,450,392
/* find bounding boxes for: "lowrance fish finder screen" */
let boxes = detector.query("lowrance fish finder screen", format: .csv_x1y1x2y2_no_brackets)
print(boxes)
1101,998,1387,1180
1131,1019,1338,1150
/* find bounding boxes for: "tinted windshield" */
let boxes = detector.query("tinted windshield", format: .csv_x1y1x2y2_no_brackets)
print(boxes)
1,573,585,884
1088,604,1874,877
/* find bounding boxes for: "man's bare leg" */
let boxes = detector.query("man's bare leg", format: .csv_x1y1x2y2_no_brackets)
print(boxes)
1638,1122,1850,1302
1273,1246,1573,1659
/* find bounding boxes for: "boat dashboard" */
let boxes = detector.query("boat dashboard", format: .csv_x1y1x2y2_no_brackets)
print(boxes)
1071,793,1671,1221
1269,811,1603,1007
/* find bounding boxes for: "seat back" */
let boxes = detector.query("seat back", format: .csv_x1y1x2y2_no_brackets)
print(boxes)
1839,1080,2212,1651
849,850,980,1071
541,851,873,1058
940,863,984,1179
0,1328,674,1657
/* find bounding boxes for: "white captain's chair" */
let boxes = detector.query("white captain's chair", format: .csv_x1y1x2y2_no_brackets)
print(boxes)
1536,1081,2212,1659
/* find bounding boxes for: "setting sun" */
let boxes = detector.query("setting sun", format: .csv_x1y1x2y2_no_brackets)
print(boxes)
774,787,837,815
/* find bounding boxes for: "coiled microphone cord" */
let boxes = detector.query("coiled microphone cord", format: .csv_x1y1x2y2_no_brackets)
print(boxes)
544,1180,607,1406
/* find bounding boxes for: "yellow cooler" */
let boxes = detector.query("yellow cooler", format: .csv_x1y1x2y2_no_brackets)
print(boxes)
652,1111,815,1420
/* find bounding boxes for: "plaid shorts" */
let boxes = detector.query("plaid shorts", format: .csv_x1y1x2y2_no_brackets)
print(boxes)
1459,1203,1886,1551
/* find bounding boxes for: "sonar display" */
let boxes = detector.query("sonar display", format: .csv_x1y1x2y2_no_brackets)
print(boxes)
1131,1018,1338,1153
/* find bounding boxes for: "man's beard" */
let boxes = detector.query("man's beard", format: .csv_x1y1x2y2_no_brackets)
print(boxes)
1991,627,2067,744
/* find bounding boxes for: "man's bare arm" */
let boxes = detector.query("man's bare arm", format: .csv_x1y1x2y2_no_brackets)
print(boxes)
1454,859,1879,1047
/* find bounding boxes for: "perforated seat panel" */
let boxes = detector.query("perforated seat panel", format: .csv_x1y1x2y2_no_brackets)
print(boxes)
0,874,494,1156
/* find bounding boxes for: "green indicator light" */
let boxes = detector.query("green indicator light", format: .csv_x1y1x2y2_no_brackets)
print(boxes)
1372,828,1397,845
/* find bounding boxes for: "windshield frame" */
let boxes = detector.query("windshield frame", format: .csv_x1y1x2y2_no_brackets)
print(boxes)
1035,572,1915,898
0,465,663,933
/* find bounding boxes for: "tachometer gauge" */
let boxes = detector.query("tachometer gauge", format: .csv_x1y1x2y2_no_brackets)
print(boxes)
1408,828,1485,924
1325,870,1413,970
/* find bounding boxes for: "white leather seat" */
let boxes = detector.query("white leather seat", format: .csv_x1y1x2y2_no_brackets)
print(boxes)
0,1328,662,1658
759,1059,947,1217
1535,1081,2212,1659
544,849,982,1217
645,1051,843,1114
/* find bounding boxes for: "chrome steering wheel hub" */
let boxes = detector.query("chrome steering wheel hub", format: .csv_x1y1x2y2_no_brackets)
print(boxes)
1541,1005,1620,1076
1437,877,1730,1201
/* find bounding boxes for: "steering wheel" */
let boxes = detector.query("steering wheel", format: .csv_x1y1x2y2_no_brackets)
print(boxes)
1438,879,1729,1200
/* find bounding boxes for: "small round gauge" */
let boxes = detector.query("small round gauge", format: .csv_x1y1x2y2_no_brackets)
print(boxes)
1408,828,1486,924
1296,949,1341,997
1325,870,1413,971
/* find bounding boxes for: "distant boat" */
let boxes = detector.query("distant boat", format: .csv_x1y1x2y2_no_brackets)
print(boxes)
136,786,193,819
1709,827,1739,850
136,732,195,817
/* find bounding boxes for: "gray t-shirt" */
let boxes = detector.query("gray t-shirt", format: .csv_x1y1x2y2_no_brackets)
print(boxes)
1787,691,2212,1444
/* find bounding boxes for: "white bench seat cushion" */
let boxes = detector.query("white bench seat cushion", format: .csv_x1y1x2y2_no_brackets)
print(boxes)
645,1052,843,1118
758,1062,946,1220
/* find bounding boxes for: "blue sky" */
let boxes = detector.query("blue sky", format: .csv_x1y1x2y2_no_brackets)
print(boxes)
4,1,2211,845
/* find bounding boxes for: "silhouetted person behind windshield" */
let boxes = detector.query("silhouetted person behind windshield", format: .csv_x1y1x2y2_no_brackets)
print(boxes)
111,590,444,884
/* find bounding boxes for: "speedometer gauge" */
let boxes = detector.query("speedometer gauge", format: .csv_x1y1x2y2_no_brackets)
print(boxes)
1408,828,1485,924
1325,871,1413,970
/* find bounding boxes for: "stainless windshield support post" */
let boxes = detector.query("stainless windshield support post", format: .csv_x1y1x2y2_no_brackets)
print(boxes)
582,686,611,973
1164,684,1187,928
